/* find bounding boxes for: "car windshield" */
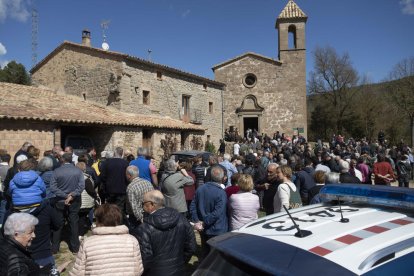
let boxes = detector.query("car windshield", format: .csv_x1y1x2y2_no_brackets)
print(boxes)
193,249,271,276
193,233,355,276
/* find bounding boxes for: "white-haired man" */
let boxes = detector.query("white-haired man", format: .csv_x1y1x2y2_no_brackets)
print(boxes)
126,165,154,230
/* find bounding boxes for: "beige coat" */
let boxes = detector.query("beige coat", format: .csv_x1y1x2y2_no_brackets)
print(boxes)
70,225,143,276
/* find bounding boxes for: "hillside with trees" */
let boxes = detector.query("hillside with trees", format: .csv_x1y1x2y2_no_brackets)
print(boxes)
307,48,413,147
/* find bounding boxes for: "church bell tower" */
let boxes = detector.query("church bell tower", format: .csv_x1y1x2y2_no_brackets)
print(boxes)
276,0,307,61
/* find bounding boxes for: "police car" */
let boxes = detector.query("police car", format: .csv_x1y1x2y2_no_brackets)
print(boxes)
193,184,414,275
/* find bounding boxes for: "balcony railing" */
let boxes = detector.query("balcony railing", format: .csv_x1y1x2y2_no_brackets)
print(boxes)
180,108,203,124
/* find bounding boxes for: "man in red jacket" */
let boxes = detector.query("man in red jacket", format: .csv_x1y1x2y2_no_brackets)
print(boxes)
373,154,395,185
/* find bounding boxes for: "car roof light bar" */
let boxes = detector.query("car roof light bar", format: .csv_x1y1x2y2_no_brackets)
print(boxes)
319,184,414,210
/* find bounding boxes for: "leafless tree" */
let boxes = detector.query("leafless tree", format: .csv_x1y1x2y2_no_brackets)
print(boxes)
308,46,360,134
387,57,414,147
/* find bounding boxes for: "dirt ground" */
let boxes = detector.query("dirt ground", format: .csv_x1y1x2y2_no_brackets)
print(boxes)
56,230,203,276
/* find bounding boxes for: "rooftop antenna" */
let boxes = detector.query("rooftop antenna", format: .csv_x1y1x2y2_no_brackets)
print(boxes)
101,20,110,51
147,49,152,61
337,196,349,223
283,205,312,238
31,1,38,68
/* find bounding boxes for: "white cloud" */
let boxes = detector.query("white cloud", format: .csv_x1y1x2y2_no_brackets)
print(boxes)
400,0,414,15
0,60,10,68
0,0,30,23
181,9,191,18
0,42,6,55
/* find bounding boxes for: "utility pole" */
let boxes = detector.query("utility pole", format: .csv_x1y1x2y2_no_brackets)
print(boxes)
31,1,38,68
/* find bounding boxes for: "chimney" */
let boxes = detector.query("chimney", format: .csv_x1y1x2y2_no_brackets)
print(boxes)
82,29,91,46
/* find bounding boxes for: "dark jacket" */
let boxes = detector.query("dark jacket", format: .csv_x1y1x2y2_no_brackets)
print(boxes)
100,158,129,195
39,170,56,199
190,182,228,236
324,158,340,173
135,207,196,276
192,163,207,187
339,172,361,184
28,200,63,260
256,177,280,214
0,236,42,275
294,169,316,205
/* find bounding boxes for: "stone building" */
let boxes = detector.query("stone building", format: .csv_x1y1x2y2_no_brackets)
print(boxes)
5,0,308,161
0,82,204,165
213,0,308,139
30,32,225,157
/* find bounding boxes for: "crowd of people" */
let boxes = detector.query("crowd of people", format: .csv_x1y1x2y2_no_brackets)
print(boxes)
0,130,413,275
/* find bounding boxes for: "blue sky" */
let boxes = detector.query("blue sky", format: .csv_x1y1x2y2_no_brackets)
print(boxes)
1,0,413,84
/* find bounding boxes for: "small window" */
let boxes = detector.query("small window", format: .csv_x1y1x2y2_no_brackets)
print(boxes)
157,71,162,80
143,90,150,105
209,102,213,114
182,95,191,116
203,83,207,90
243,73,257,88
82,93,86,100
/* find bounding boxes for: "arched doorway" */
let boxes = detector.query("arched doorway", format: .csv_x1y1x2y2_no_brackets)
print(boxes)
236,95,264,137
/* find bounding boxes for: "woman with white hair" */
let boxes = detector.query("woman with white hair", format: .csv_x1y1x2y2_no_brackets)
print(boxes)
0,212,51,275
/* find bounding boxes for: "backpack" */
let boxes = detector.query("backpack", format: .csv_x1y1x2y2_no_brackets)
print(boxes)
288,184,302,209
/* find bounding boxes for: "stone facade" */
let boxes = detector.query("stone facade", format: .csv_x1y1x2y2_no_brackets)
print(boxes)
0,119,56,165
213,1,307,139
31,43,224,153
29,0,308,157
0,119,191,166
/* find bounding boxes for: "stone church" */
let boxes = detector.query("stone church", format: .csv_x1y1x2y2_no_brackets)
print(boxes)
214,0,307,139
1,0,307,160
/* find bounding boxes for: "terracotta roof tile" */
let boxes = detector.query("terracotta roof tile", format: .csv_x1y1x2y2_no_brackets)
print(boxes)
277,0,307,20
0,82,204,131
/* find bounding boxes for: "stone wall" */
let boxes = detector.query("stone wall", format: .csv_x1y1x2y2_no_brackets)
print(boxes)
32,47,124,109
31,45,224,148
121,60,223,145
0,119,56,165
214,53,307,138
